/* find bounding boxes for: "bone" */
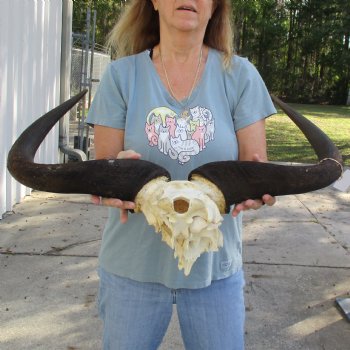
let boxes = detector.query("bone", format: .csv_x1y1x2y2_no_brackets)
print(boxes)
135,178,224,275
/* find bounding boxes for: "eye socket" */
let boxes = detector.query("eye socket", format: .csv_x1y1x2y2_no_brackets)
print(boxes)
173,198,190,213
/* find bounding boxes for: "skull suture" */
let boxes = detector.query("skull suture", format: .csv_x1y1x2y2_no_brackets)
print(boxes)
135,177,225,275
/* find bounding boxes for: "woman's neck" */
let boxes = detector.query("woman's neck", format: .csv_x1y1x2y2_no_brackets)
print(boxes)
158,42,203,63
152,42,208,103
157,26,205,62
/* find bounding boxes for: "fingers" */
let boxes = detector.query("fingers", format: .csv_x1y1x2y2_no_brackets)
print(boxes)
231,199,263,217
231,195,277,217
252,153,263,162
90,150,139,223
262,194,276,206
231,155,276,217
117,149,141,160
119,209,129,224
91,195,102,205
91,196,135,209
90,195,135,223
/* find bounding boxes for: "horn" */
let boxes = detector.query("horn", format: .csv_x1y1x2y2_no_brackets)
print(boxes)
7,90,170,201
189,95,343,213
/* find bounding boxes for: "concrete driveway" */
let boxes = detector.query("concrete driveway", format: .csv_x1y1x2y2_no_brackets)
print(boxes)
1,186,349,349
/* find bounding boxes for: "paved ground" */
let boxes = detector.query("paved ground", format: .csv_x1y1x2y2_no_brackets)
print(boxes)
1,185,349,349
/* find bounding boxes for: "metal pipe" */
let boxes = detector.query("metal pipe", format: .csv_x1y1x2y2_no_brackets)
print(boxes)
59,0,86,162
77,8,91,151
85,9,97,158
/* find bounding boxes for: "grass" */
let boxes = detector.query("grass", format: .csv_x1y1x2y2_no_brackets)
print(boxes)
266,103,350,167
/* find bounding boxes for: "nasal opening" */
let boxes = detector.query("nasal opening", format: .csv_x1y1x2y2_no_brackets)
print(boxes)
173,198,190,213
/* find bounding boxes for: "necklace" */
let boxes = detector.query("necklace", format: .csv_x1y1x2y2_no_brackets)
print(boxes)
159,46,203,107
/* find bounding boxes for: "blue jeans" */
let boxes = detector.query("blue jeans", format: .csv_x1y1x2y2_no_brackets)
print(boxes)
98,267,245,350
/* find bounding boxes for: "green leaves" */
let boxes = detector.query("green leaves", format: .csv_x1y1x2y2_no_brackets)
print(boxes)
72,0,126,47
231,0,349,104
71,0,349,104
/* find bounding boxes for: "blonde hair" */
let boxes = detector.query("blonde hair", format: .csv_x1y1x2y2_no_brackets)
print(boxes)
107,0,234,66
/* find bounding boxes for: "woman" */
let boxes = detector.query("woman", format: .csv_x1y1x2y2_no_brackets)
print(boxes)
87,0,276,349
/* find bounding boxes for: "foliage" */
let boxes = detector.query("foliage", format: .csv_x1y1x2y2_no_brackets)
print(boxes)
231,0,350,104
72,0,350,104
72,0,126,49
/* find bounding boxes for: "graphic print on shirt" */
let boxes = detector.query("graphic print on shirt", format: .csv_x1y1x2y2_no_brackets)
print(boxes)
145,106,215,164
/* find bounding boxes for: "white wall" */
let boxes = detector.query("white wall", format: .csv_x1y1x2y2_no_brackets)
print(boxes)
0,0,63,218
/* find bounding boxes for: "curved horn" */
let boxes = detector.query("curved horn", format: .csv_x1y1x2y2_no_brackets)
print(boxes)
189,95,343,213
7,90,170,201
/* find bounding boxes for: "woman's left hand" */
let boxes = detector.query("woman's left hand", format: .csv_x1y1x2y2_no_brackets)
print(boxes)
231,153,276,217
231,194,276,217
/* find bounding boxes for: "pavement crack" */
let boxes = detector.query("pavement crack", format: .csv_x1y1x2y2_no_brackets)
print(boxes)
1,251,98,258
244,260,350,270
45,238,101,255
0,239,100,257
295,194,349,252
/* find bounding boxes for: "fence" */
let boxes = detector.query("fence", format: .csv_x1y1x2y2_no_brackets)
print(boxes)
69,47,110,159
71,48,111,109
0,0,63,218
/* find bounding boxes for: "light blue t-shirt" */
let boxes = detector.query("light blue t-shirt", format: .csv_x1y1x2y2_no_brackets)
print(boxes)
87,48,276,289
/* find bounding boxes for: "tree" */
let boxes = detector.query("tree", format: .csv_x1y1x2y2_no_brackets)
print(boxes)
72,0,126,48
231,0,349,104
71,0,350,104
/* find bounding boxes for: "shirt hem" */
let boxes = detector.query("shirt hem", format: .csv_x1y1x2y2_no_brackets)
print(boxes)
98,261,243,290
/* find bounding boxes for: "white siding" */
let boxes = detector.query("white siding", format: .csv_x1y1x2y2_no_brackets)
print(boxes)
0,0,63,217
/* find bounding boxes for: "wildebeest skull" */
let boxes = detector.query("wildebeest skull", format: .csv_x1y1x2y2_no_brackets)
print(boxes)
135,178,224,275
7,90,343,275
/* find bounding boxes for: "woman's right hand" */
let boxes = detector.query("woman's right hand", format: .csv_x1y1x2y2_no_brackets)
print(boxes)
91,149,141,223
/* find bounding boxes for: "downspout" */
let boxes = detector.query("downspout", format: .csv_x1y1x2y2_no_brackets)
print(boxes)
59,0,86,162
